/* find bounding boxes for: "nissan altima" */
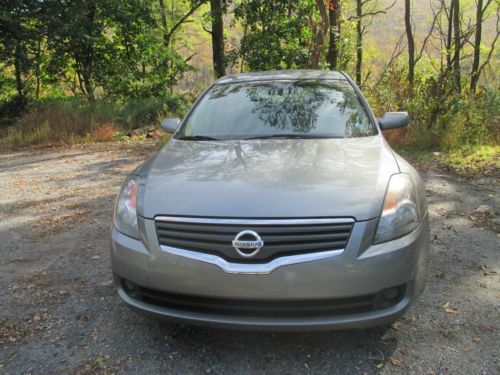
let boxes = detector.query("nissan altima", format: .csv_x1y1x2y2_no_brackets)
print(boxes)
111,70,430,330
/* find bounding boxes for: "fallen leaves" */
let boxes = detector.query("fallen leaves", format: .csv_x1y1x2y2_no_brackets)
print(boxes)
479,265,496,276
474,205,496,217
36,208,92,237
443,302,459,314
432,234,441,245
442,223,459,235
469,205,499,231
389,356,402,367
404,316,417,324
76,314,90,322
435,207,452,218
432,271,445,278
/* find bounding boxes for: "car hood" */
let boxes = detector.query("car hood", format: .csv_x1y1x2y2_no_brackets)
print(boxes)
138,136,399,221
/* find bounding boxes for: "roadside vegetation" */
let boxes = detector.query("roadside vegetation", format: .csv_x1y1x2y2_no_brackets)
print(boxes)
1,96,188,147
0,0,498,176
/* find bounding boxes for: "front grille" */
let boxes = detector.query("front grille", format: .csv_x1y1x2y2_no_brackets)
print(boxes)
154,217,354,263
133,287,377,318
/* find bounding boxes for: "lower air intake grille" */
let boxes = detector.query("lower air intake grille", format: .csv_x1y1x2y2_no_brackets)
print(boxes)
133,287,377,318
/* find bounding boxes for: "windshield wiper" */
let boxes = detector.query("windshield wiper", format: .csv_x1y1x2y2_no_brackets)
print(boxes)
242,134,344,140
177,135,221,141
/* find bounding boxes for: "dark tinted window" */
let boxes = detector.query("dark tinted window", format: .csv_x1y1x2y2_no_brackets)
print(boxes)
178,80,375,139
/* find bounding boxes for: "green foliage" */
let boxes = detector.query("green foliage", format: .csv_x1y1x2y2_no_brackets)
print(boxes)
117,95,191,127
438,145,499,177
0,0,498,154
233,0,316,70
1,94,190,147
399,145,499,179
364,63,499,151
0,0,43,98
0,0,203,104
0,95,26,126
42,0,152,99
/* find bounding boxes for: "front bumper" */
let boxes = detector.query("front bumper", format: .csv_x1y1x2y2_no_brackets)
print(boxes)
111,215,430,330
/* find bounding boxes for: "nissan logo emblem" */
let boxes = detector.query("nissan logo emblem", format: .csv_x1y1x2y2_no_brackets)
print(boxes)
232,230,264,258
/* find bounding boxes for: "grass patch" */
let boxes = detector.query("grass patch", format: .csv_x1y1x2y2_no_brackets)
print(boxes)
398,145,499,178
0,96,189,148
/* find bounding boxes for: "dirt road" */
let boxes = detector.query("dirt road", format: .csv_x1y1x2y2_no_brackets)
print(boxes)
0,141,498,374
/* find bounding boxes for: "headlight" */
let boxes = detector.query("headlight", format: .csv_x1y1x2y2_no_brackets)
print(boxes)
114,175,140,239
374,173,420,244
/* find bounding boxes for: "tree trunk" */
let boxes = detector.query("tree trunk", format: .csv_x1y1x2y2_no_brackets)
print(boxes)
163,1,205,49
446,0,454,70
83,3,96,101
308,0,329,69
470,0,483,93
355,0,362,85
327,0,340,70
76,70,86,96
13,45,24,99
35,34,41,99
158,0,169,47
404,0,415,91
210,0,225,78
452,0,461,92
82,69,95,101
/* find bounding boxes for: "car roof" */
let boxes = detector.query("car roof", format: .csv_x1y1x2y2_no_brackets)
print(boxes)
215,69,347,85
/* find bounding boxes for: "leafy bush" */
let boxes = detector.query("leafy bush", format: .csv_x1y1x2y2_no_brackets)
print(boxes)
117,96,190,128
0,96,27,127
1,94,191,147
365,66,499,151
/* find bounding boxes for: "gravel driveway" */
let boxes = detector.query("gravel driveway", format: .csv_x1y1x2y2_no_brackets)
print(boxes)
0,141,498,375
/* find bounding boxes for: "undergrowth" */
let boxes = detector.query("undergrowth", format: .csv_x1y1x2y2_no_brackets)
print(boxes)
0,96,189,147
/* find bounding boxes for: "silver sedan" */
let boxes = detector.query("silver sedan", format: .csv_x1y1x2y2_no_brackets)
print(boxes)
111,70,430,330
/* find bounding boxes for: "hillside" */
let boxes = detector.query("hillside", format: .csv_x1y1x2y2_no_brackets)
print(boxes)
181,0,498,87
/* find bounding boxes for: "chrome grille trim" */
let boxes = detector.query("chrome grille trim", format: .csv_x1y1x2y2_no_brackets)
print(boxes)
160,245,344,274
155,216,355,225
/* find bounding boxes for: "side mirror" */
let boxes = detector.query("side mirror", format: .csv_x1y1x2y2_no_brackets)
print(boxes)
378,112,409,130
161,118,180,133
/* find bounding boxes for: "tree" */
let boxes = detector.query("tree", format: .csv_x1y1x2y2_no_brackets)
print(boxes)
0,0,40,100
445,0,454,70
404,0,440,93
327,0,341,70
470,0,498,93
234,0,315,71
40,0,202,99
308,0,329,68
158,0,206,48
209,0,226,78
43,0,115,100
452,0,460,92
404,0,415,90
355,0,362,85
156,0,205,91
353,0,395,86
436,0,475,80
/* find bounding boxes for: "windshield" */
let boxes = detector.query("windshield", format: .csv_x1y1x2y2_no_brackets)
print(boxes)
177,80,376,140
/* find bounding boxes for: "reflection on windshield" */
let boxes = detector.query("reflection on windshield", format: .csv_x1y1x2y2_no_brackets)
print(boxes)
246,83,328,133
178,80,375,139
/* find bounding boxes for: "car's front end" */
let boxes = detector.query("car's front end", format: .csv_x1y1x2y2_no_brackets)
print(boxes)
110,70,430,330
